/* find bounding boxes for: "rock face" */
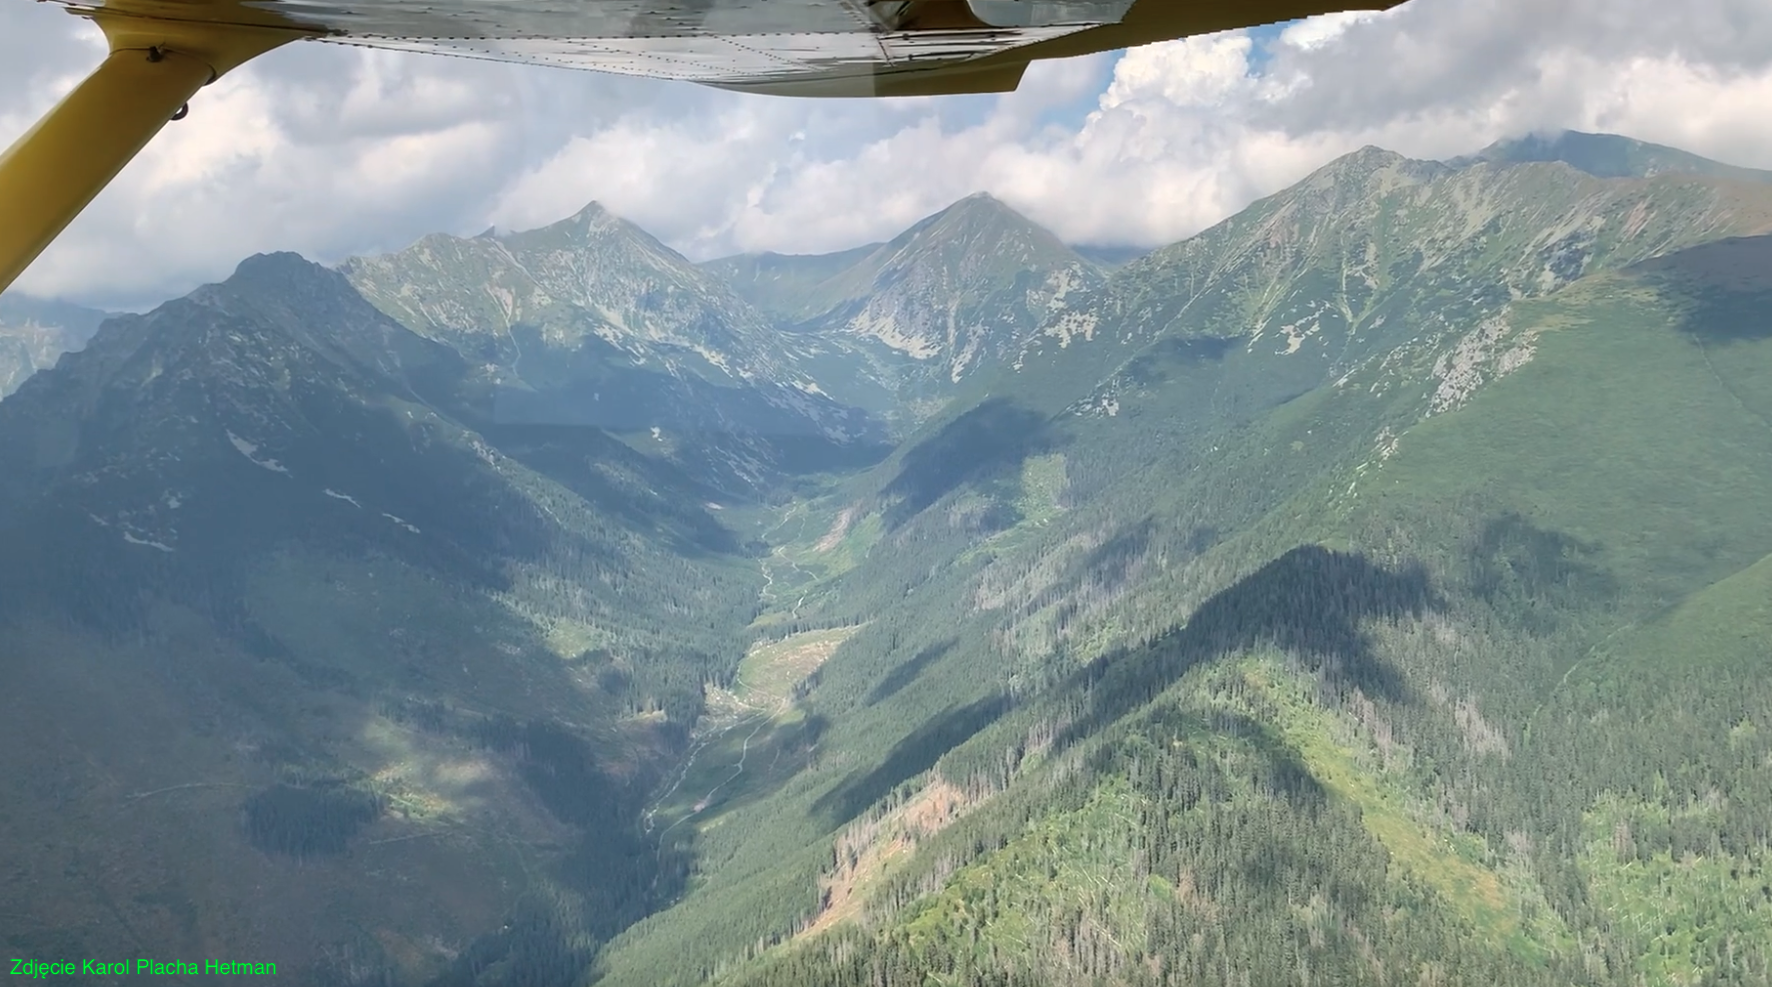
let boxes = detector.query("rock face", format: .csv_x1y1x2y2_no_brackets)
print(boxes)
703,193,1107,423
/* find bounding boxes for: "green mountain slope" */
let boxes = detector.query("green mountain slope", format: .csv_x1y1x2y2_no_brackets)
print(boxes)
5,132,1771,987
1003,144,1772,426
0,293,108,397
0,254,771,984
579,150,1772,987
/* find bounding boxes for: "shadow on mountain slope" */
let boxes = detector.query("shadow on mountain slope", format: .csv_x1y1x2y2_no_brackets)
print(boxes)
813,545,1434,830
881,398,1055,531
866,639,956,706
1121,335,1239,387
1056,544,1436,753
814,694,1013,826
1466,512,1618,633
1092,699,1330,812
1632,234,1772,343
480,422,743,557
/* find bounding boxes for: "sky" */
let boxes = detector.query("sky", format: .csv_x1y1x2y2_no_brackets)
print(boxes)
3,0,1772,310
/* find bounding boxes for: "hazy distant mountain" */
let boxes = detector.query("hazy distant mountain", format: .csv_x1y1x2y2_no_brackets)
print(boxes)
340,203,888,489
1071,243,1151,268
1451,129,1772,184
702,243,885,318
0,293,108,397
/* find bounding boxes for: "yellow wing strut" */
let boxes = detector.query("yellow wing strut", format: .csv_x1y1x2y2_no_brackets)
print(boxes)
0,14,309,294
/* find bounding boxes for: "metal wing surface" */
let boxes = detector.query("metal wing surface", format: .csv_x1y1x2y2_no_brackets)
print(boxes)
302,0,1137,95
46,0,1139,95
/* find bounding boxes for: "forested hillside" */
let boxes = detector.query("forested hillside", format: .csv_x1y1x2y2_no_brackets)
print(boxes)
1,131,1767,987
0,254,779,984
588,135,1772,987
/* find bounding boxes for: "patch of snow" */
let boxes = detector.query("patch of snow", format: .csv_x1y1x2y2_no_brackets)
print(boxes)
382,513,421,535
163,493,182,509
324,488,363,508
122,531,174,552
226,430,290,474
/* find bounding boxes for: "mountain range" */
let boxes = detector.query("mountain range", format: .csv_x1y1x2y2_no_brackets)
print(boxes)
1,129,1769,987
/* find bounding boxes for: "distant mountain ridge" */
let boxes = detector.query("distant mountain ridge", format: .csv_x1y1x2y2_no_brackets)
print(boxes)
703,193,1106,423
1450,128,1772,184
340,202,890,490
0,293,108,398
996,138,1772,432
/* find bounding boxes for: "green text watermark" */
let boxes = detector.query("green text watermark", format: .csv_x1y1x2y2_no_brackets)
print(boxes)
10,959,276,977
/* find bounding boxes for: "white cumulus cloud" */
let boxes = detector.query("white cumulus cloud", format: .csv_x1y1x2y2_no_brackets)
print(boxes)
1,0,1770,309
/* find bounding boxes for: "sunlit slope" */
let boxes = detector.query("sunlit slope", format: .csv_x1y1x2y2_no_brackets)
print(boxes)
768,144,1772,653
1006,146,1772,422
0,254,766,984
590,157,1772,984
769,241,1772,986
1525,548,1772,987
760,144,1772,666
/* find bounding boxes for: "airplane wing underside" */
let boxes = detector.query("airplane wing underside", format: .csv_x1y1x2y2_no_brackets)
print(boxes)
57,0,1142,95
321,27,1084,96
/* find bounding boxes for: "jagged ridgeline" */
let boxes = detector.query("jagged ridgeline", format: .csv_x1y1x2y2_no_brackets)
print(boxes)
1,131,1770,987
